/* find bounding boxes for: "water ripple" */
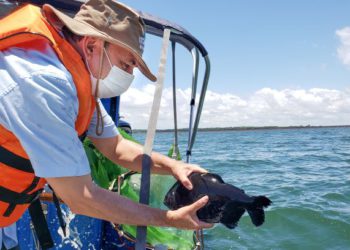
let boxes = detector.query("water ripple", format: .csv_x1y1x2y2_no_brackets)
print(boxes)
144,127,350,249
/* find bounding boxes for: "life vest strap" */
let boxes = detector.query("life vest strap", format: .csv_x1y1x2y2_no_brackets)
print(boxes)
52,188,67,237
28,199,54,249
0,145,34,173
0,185,41,204
78,130,88,142
1,176,42,217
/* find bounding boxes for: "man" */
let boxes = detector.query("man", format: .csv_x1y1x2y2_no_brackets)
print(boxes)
0,0,213,242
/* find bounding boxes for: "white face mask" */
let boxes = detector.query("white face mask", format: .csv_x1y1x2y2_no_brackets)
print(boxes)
87,47,135,98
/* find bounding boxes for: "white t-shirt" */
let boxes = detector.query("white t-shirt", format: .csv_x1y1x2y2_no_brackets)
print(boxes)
0,42,118,178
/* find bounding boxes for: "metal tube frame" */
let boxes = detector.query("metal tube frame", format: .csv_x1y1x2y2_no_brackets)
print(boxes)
171,41,179,159
186,48,199,163
187,55,211,156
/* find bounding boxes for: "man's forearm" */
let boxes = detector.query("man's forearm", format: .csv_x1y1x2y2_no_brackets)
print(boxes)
47,175,169,227
115,139,175,175
91,135,207,191
91,135,176,175
77,183,170,226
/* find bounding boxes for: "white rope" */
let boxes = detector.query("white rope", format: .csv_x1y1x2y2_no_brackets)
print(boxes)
143,29,171,155
136,28,171,250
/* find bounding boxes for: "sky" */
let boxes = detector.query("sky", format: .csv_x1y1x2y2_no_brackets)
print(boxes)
118,0,350,129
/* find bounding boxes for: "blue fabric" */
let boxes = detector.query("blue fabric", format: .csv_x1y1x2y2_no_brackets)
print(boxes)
0,224,18,250
0,43,117,178
16,204,135,250
16,203,103,250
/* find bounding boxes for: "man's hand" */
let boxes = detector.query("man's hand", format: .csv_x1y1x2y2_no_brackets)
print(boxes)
166,196,214,230
171,162,208,190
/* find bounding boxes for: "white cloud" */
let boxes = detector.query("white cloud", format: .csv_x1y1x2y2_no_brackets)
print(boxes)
120,85,350,129
336,27,350,66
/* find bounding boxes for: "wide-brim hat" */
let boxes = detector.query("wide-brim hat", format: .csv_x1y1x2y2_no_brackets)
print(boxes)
43,0,156,82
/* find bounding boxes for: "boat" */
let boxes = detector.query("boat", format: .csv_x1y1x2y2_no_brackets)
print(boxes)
0,1,210,249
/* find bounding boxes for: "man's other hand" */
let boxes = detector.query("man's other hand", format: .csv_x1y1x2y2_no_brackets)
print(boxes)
171,162,208,190
166,195,214,230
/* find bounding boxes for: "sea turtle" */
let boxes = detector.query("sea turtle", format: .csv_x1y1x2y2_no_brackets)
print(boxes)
164,173,271,228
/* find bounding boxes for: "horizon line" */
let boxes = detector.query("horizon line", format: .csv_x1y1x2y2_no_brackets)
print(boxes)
131,124,350,133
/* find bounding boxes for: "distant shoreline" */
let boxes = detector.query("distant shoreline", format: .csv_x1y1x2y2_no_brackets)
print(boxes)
132,125,350,133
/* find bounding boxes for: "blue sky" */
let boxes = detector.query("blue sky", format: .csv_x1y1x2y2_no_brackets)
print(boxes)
123,0,349,95
119,0,350,128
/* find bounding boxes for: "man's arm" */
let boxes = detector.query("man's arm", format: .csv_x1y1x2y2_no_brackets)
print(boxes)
46,174,212,230
89,135,206,189
90,135,173,174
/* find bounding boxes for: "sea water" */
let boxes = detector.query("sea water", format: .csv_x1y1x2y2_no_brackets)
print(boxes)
133,127,350,250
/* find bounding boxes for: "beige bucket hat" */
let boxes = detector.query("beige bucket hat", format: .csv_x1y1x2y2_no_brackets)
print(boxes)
43,0,156,82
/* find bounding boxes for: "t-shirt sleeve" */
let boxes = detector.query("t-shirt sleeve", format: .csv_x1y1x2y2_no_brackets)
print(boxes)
87,99,119,138
0,70,91,178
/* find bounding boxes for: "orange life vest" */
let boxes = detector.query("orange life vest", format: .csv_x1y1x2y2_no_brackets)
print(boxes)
0,4,96,227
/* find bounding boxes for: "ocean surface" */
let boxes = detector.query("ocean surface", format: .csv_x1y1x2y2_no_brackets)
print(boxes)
133,127,350,250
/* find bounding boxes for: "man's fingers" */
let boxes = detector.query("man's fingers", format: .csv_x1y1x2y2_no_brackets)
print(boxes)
190,195,209,211
184,179,193,190
179,175,193,190
190,164,208,174
191,196,213,229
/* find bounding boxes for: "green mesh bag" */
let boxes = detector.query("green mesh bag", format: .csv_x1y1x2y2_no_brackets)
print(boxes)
83,129,195,249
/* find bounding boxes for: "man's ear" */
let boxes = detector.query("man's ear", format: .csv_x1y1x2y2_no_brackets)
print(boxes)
86,38,95,54
83,37,101,56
